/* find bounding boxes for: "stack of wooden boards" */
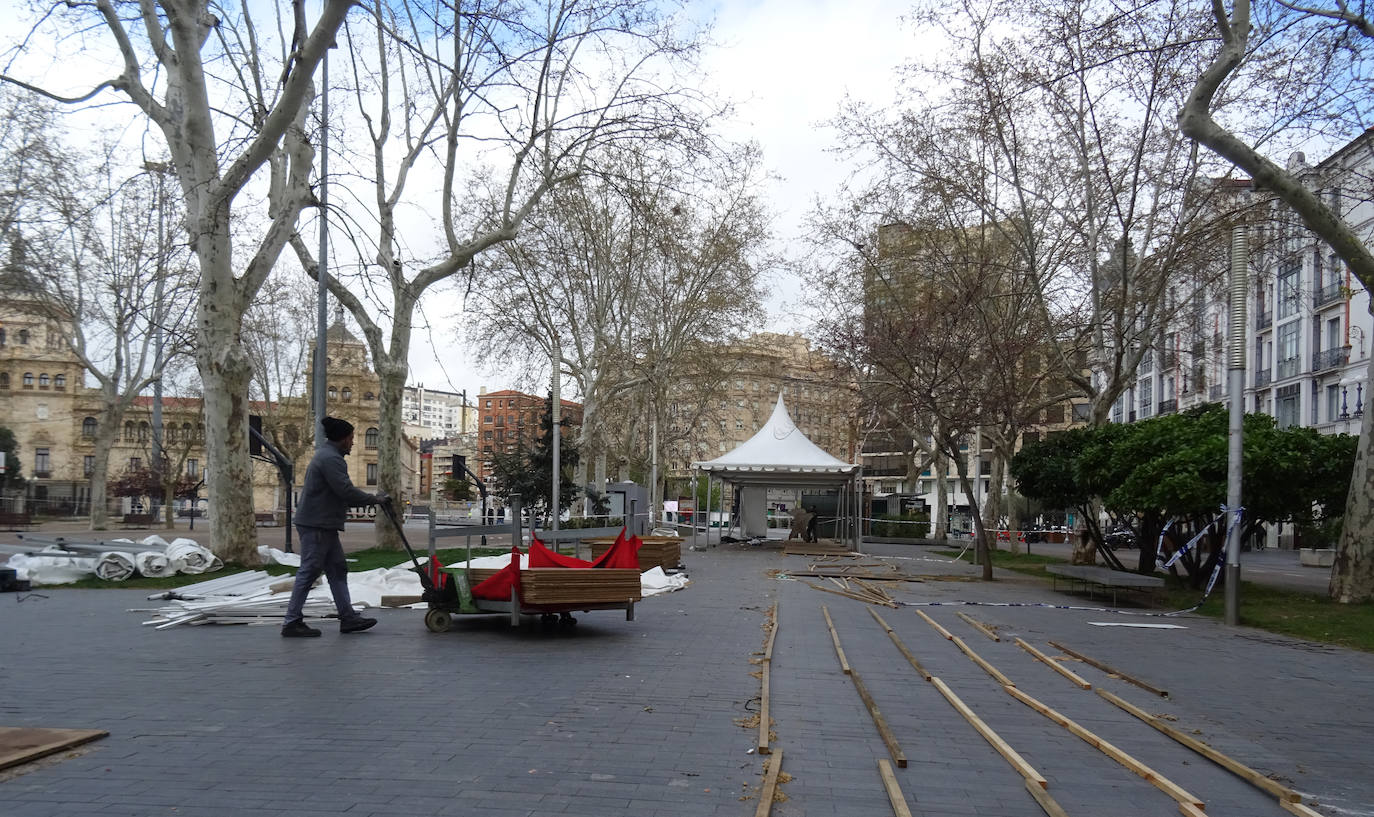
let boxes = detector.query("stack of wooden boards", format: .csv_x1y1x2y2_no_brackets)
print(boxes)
466,567,642,604
584,535,682,571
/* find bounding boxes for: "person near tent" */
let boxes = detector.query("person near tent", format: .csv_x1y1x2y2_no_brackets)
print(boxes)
805,505,819,543
281,416,388,638
788,506,812,541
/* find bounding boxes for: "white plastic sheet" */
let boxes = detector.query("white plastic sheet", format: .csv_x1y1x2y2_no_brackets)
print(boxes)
7,553,97,584
94,552,137,581
256,545,301,567
640,566,689,597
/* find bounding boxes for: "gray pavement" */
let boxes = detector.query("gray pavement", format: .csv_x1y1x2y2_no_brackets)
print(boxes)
3,538,1373,817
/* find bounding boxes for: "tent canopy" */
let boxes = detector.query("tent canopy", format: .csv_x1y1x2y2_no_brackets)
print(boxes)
692,394,860,487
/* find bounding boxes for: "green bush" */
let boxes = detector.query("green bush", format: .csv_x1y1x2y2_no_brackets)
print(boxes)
870,512,931,538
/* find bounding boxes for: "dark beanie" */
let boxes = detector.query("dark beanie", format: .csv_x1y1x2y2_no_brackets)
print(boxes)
321,416,354,441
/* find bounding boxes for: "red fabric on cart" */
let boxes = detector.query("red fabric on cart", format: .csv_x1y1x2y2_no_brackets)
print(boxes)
591,528,641,570
470,546,523,601
528,537,591,568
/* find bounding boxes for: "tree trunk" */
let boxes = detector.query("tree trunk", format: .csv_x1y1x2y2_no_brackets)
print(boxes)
198,307,257,565
87,414,120,530
932,451,948,540
1070,498,1101,565
953,457,993,581
1331,357,1374,602
374,365,407,550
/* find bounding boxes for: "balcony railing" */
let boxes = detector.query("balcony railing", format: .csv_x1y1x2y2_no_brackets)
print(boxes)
1313,346,1351,373
1157,398,1178,415
33,470,51,479
1256,310,1273,331
1209,384,1224,400
1314,281,1345,309
1255,369,1273,388
1277,357,1300,380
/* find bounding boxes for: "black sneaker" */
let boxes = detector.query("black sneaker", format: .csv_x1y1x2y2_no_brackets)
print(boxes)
340,616,378,634
281,620,322,638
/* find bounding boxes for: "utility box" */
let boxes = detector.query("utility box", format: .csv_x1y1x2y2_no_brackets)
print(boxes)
606,481,647,535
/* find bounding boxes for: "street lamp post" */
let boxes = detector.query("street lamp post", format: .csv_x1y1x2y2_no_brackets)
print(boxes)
1224,194,1249,626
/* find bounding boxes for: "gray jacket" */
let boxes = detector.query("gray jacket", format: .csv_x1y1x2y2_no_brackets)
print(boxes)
293,441,381,530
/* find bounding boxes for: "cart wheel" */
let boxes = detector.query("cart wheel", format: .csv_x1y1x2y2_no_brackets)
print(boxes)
424,609,452,633
539,613,558,628
559,613,577,628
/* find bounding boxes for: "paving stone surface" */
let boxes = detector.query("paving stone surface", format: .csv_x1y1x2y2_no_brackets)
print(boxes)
2,539,1372,816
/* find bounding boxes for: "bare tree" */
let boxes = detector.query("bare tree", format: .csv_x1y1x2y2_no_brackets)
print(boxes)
1178,0,1374,601
3,0,353,562
287,0,717,547
465,146,769,513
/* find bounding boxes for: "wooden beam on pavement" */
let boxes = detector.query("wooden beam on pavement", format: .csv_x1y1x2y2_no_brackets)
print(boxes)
930,677,1047,790
951,636,1017,688
1279,800,1326,817
957,611,1001,641
1005,685,1204,810
1048,641,1168,698
1015,637,1092,689
867,608,933,682
753,749,784,817
878,758,914,817
1025,778,1072,817
915,609,955,640
851,669,908,768
1096,688,1303,804
822,605,851,674
759,602,777,754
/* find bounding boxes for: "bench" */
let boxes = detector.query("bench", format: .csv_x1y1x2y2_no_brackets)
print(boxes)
121,513,157,528
1046,564,1164,605
255,512,280,526
0,511,35,530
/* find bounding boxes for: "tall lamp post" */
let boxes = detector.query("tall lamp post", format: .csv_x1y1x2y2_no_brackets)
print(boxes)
312,43,331,448
1224,192,1250,626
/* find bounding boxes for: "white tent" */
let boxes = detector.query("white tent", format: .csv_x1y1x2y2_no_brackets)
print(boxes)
692,394,863,547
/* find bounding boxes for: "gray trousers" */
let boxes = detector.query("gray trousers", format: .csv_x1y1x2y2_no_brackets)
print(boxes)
285,526,356,624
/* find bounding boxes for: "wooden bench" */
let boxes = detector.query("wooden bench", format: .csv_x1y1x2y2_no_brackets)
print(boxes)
121,513,156,528
0,511,35,530
254,512,280,527
1046,564,1164,606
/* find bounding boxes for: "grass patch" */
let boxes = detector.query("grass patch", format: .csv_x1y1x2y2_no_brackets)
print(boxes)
1164,581,1374,652
57,546,509,591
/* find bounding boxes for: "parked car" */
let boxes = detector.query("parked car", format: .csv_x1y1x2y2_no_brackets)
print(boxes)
1104,524,1136,549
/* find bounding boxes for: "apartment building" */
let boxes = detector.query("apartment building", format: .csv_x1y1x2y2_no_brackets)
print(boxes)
402,384,477,439
474,388,584,484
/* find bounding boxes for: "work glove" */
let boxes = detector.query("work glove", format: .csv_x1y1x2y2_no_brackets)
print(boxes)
375,492,391,507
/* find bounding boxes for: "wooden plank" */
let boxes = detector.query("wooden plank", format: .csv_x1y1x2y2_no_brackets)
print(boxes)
1025,777,1073,817
1096,688,1302,803
878,758,914,817
951,636,1016,687
1178,803,1208,817
1279,800,1326,817
753,749,784,817
1005,685,1204,809
915,609,955,640
851,669,907,768
758,659,772,755
822,605,851,674
762,602,779,661
0,727,109,772
1015,637,1092,689
803,580,898,608
867,608,934,682
956,611,1001,641
931,677,1047,789
1048,641,1168,698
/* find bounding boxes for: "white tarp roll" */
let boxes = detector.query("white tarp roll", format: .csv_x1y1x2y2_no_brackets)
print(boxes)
256,545,301,567
165,540,218,574
141,535,171,549
135,551,173,577
94,552,137,581
7,553,98,584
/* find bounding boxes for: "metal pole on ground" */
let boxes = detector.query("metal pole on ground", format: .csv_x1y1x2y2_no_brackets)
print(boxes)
1225,197,1249,626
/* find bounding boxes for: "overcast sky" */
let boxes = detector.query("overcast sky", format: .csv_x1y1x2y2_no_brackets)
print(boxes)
407,0,918,400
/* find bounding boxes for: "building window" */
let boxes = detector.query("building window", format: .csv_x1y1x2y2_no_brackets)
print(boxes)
0,372,8,389
34,448,50,477
186,459,199,478
365,392,375,400
130,457,142,471
365,427,379,449
1327,385,1341,423
54,373,65,389
1277,321,1300,379
1278,260,1300,319
124,421,135,441
83,455,94,476
342,387,352,402
23,372,34,387
366,463,378,485
484,415,492,424
0,328,5,345
38,373,49,388
1138,379,1153,418
138,422,150,442
197,423,204,440
328,386,338,400
18,329,29,344
82,417,98,438
1276,384,1301,429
